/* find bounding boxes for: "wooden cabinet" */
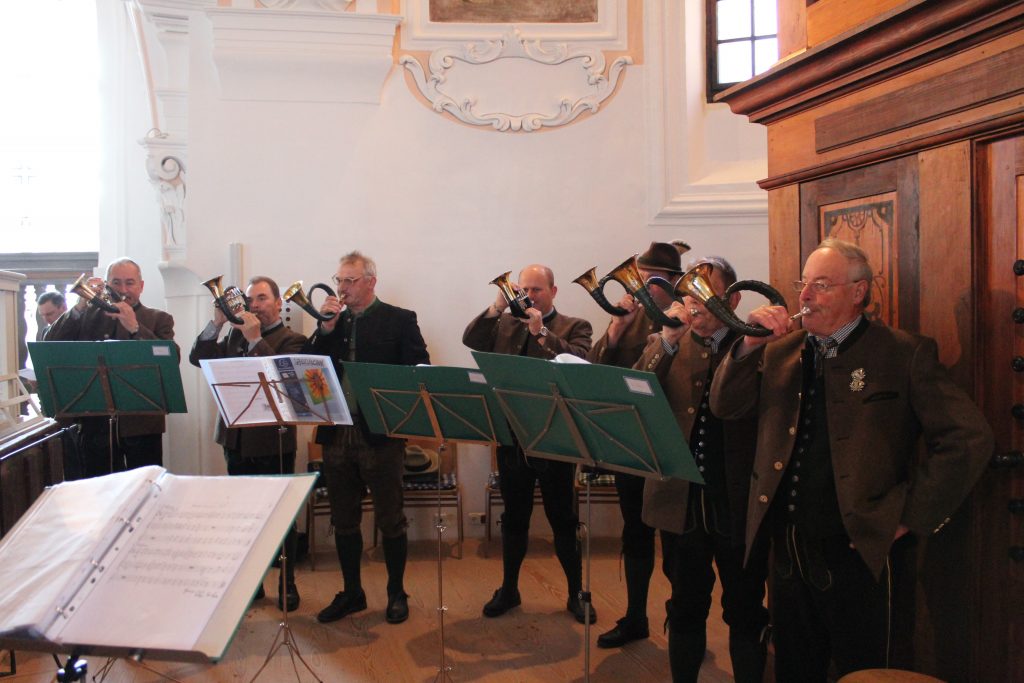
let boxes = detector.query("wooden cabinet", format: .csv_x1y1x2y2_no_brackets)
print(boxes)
720,1,1024,680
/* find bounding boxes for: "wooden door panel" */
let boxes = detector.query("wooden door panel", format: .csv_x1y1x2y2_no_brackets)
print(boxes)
975,134,1024,683
799,157,919,329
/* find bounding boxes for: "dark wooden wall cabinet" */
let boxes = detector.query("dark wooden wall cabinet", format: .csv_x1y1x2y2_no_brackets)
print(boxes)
718,1,1024,680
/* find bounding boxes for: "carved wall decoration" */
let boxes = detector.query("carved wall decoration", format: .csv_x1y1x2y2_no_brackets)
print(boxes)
400,28,631,132
820,192,897,325
142,133,187,261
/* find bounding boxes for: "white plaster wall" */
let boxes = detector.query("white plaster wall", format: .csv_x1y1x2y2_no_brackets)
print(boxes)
103,0,770,541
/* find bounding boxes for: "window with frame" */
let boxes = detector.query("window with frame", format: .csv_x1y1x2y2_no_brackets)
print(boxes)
706,0,778,101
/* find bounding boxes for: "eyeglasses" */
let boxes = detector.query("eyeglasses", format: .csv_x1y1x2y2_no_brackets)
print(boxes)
331,276,363,287
792,279,861,293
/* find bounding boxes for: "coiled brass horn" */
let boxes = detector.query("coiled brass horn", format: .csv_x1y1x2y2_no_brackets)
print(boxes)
572,268,630,317
70,272,122,314
489,271,533,319
201,275,249,325
672,263,789,338
284,281,338,322
575,256,685,328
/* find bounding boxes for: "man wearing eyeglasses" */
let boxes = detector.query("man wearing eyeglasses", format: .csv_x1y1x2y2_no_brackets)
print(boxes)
304,251,430,626
709,238,992,681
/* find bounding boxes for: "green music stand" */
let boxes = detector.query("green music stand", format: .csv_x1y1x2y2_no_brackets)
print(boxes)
471,351,700,682
470,352,699,483
342,362,512,683
28,341,185,475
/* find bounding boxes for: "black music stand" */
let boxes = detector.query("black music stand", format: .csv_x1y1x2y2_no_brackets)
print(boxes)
200,356,351,683
471,351,700,683
28,341,185,476
343,361,513,683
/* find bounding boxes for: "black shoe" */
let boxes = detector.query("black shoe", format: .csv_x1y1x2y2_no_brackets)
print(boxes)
567,594,597,624
597,617,649,648
253,584,266,601
386,592,409,624
316,590,367,623
278,583,300,613
482,587,521,618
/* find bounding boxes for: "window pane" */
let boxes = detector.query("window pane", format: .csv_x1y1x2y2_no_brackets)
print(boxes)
718,41,753,84
754,37,778,75
753,0,778,35
0,0,99,252
717,0,752,41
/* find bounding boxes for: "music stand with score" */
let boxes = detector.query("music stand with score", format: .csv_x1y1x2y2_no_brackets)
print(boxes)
200,353,350,683
472,351,701,683
343,361,513,683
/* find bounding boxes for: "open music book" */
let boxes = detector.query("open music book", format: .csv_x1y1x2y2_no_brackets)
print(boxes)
0,466,315,662
199,353,352,427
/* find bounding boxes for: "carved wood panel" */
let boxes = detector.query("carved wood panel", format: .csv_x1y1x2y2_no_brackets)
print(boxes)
820,192,898,325
800,158,919,331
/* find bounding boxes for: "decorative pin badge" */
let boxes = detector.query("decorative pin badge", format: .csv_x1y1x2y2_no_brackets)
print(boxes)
850,368,866,392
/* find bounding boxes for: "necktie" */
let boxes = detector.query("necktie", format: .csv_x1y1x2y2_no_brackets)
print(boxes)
813,336,837,376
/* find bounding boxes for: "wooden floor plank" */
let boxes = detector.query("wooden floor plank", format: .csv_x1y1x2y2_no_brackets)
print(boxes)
5,537,738,682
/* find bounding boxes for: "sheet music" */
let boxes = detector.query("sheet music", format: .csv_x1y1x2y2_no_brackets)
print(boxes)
199,354,351,426
49,474,289,650
200,356,283,425
0,467,157,637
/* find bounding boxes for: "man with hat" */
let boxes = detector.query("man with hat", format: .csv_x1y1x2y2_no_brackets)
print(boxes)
463,264,594,623
588,240,688,648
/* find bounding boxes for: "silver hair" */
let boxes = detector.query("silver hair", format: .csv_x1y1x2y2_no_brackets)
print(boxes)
815,237,872,308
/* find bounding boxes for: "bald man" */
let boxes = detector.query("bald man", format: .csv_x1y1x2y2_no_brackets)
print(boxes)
45,257,176,477
463,264,595,624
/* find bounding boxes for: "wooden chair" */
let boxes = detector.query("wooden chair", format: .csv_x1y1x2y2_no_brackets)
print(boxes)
483,445,544,552
574,468,619,516
396,440,464,559
305,437,373,571
307,439,465,565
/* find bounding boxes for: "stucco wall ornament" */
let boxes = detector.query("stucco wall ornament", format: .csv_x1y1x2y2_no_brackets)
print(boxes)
143,134,187,257
400,28,632,132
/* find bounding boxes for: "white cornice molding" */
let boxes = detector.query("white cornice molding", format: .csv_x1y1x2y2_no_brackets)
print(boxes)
400,0,629,50
131,0,213,136
400,28,632,132
207,6,401,103
644,1,767,228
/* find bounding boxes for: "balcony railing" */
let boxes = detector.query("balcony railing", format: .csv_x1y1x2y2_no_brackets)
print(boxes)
0,252,99,372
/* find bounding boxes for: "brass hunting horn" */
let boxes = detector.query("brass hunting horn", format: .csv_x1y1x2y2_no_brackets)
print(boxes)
574,256,685,328
70,273,122,314
489,271,533,319
201,275,249,325
672,262,789,337
284,280,338,322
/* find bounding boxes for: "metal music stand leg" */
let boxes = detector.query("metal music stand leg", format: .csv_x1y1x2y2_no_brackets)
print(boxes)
249,428,323,683
579,474,594,683
432,442,454,683
107,414,116,475
92,655,186,683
